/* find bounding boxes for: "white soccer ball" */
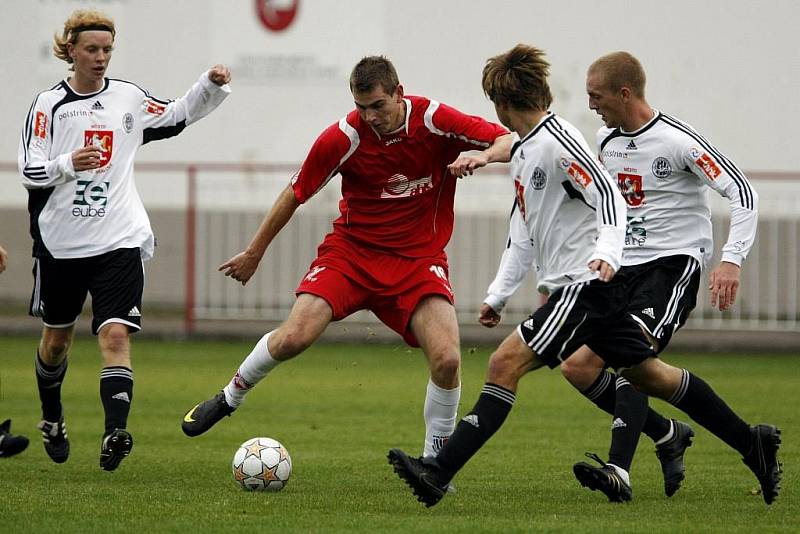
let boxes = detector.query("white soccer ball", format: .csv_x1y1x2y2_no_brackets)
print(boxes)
232,437,292,491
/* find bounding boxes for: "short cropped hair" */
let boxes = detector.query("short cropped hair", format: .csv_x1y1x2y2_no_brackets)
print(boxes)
588,52,646,97
482,44,552,112
53,9,116,65
350,56,399,95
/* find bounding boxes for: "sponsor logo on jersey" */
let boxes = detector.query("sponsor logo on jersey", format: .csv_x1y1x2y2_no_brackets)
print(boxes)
145,99,166,116
567,161,592,189
84,130,113,167
514,177,527,220
380,173,433,198
651,157,672,179
626,139,637,150
695,153,721,180
73,180,110,218
602,149,627,159
91,100,104,110
384,137,402,146
34,111,48,139
531,166,547,190
303,265,326,282
625,215,647,246
123,113,134,133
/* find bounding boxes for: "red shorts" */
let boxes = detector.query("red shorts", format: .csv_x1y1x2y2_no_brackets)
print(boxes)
295,234,454,347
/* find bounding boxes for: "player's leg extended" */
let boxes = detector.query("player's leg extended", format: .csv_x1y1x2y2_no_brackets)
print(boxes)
182,293,333,437
97,322,134,471
622,358,782,504
409,295,461,457
36,325,74,463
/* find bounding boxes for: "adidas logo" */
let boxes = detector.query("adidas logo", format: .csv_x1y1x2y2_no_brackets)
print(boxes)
112,392,130,403
626,139,637,150
642,307,655,319
128,306,141,317
611,417,627,429
92,100,104,110
462,414,479,428
522,318,535,330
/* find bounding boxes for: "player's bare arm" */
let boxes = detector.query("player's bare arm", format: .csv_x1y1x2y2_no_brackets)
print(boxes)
447,133,513,177
207,64,231,86
72,145,105,171
219,184,300,285
478,302,501,328
0,245,8,273
588,259,616,282
709,261,740,311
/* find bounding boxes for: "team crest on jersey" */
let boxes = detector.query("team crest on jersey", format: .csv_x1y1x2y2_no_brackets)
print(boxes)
566,161,592,189
530,167,546,190
651,157,672,179
84,130,113,167
695,152,721,180
122,113,134,133
145,99,166,116
380,174,433,198
34,112,48,139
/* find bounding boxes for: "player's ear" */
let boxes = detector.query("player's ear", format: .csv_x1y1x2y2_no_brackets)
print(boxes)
394,84,404,101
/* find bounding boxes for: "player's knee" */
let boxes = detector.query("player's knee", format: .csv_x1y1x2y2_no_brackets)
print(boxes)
271,327,313,358
100,323,130,353
429,351,460,382
486,349,523,387
41,338,70,362
560,358,597,390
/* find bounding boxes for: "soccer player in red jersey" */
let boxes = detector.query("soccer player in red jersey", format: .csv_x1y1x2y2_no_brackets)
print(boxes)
182,56,512,460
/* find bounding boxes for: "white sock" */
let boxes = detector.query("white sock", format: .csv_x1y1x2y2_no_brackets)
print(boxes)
223,332,280,407
606,463,631,486
422,378,461,457
654,419,675,446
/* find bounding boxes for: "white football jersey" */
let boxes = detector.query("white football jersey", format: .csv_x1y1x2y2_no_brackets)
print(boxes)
598,111,758,268
19,72,230,260
484,113,627,312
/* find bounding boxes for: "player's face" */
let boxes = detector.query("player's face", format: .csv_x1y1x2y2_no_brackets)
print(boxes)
586,72,624,128
68,31,114,90
353,84,405,135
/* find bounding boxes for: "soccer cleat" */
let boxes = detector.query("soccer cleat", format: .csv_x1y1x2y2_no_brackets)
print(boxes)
387,448,450,508
655,419,695,497
100,428,133,471
181,391,236,437
38,417,69,463
573,452,632,503
742,424,782,504
0,419,29,458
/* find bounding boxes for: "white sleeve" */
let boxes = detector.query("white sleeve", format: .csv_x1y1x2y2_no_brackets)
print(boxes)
18,96,79,189
139,71,231,143
681,141,758,266
484,201,536,313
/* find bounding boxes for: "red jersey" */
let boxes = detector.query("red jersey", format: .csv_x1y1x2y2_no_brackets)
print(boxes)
291,95,507,257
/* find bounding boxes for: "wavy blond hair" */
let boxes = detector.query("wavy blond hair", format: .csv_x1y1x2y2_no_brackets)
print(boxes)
53,9,115,65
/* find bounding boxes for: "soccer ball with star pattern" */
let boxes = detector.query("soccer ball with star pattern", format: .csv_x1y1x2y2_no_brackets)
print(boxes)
232,437,292,491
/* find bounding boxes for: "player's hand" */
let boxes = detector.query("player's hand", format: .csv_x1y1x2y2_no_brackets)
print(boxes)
448,153,489,178
208,64,231,86
709,261,740,311
589,259,616,282
219,250,260,285
479,303,501,328
72,145,104,171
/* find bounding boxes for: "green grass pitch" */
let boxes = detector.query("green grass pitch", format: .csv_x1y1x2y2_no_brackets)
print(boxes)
0,335,796,532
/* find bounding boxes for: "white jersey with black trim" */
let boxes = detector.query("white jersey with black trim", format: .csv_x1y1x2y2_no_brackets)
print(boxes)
19,72,230,260
598,110,758,268
484,113,627,312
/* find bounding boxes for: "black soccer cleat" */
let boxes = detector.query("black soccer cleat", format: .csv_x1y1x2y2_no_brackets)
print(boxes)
0,419,29,458
655,419,695,497
38,417,69,463
742,424,782,504
387,448,450,508
100,428,133,471
573,452,632,503
181,391,236,437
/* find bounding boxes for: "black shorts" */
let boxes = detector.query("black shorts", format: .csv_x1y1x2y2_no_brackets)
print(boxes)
517,277,655,370
29,248,144,335
620,255,701,353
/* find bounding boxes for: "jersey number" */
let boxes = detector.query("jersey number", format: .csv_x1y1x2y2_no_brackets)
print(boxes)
617,173,645,207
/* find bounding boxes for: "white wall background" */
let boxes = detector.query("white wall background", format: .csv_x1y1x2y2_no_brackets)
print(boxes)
1,0,799,210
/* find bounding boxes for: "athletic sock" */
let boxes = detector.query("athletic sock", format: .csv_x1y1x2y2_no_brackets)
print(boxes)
100,366,133,435
581,370,671,442
435,383,515,480
223,332,281,407
422,379,461,457
668,369,751,455
607,376,647,472
35,352,67,422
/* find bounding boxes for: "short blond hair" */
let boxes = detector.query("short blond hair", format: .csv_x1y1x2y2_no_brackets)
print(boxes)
482,44,552,112
588,51,646,98
53,9,116,64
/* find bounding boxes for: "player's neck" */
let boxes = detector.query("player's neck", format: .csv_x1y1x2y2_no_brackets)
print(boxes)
67,75,104,95
514,109,549,138
621,104,655,133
